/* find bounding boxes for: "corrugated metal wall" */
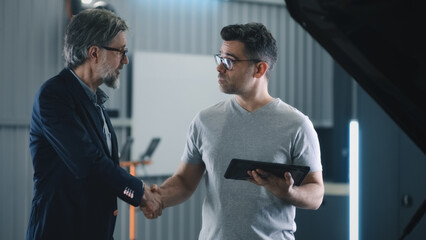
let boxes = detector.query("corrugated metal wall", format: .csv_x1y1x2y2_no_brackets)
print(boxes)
0,0,333,239
0,1,67,239
112,0,333,126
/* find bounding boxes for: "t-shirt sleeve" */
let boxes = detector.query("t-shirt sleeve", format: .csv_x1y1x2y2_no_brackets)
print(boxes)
292,118,322,172
181,114,203,164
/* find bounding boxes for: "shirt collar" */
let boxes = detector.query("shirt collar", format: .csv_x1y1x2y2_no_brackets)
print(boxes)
68,68,109,106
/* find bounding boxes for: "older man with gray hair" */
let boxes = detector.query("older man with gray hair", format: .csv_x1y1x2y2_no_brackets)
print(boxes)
26,9,162,240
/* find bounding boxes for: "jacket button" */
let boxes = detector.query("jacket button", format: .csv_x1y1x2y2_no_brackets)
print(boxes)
113,210,118,216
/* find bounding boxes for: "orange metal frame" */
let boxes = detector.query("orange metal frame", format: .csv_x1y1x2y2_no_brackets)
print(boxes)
120,160,152,240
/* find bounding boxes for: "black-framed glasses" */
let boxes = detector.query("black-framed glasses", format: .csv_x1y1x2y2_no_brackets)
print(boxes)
100,46,128,60
214,54,260,71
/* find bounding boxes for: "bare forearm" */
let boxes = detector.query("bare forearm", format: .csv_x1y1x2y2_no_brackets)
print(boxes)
157,162,205,209
282,182,324,210
159,175,197,208
249,170,324,210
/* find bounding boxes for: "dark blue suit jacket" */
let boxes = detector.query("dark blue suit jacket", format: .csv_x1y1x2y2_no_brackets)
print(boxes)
26,69,144,240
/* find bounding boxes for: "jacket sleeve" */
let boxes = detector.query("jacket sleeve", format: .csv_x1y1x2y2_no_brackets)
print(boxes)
35,79,143,206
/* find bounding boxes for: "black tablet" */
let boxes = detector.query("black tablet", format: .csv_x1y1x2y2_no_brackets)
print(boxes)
224,158,310,186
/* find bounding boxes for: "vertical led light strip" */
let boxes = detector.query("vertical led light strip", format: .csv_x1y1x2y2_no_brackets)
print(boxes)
349,120,359,240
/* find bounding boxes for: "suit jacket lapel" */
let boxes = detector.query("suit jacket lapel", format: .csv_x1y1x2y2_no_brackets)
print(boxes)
60,69,113,158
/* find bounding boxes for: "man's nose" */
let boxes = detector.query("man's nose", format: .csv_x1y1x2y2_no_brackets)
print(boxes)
216,62,226,72
122,55,129,64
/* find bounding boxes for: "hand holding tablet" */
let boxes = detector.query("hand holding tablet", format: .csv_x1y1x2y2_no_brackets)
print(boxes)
224,158,310,186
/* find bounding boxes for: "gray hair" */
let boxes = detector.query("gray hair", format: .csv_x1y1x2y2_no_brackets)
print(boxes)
63,9,128,69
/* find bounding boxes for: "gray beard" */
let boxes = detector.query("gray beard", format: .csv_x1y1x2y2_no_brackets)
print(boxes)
103,75,120,89
99,58,120,89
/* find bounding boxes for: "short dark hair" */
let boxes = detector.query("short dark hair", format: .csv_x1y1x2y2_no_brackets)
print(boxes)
63,9,128,69
220,23,278,79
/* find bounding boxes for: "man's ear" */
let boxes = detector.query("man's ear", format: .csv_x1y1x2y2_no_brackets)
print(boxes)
254,61,269,78
88,45,100,63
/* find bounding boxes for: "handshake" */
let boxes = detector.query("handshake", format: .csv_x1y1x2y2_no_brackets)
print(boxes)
140,183,164,219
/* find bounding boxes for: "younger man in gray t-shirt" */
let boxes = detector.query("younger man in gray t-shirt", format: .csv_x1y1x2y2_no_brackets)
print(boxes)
144,23,324,240
182,98,322,240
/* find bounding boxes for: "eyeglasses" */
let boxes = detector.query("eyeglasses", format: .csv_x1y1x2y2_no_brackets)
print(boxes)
214,54,260,71
100,46,128,60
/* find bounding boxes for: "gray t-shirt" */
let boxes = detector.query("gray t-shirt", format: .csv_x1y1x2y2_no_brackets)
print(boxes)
182,97,322,240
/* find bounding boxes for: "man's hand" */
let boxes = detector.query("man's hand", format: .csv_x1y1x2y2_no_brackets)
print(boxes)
151,184,160,193
140,183,163,219
248,169,324,209
247,169,295,201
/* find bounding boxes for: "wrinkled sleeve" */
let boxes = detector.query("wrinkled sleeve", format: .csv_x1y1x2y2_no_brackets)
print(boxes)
181,113,203,164
292,119,322,172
